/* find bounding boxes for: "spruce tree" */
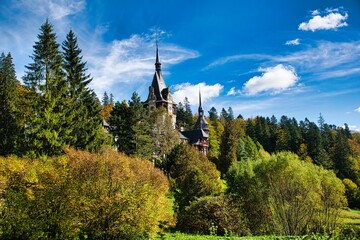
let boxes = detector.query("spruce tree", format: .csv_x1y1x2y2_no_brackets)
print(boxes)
62,30,106,151
0,52,20,155
22,20,68,156
128,92,153,159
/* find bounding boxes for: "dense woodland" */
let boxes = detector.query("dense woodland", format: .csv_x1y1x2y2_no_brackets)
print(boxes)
1,20,360,239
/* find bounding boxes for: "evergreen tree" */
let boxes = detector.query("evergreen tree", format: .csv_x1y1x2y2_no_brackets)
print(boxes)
22,20,68,156
109,100,133,154
62,29,106,151
109,93,114,104
208,107,218,122
318,113,325,132
0,52,20,155
102,91,109,105
176,98,193,129
110,93,153,159
128,92,153,159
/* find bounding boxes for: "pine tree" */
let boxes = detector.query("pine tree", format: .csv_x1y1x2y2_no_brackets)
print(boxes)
0,52,20,155
109,100,133,154
128,92,153,159
102,91,109,105
109,93,114,103
62,29,106,151
22,20,68,156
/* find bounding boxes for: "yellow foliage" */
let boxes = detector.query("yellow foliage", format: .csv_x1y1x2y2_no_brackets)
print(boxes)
0,148,173,239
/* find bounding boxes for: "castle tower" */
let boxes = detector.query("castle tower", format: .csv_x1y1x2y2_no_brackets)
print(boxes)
195,90,209,134
180,90,209,155
144,42,177,128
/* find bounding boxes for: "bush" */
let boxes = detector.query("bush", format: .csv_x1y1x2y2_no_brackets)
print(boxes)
227,151,347,235
0,148,172,239
177,195,250,236
167,144,223,212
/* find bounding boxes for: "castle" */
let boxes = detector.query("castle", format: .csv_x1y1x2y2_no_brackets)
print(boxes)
145,44,209,155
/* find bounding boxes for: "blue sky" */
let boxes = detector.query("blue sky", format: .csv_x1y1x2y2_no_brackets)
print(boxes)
1,0,360,130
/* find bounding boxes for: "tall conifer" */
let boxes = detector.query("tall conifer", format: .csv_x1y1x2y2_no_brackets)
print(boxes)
23,20,68,156
0,52,19,155
62,30,105,151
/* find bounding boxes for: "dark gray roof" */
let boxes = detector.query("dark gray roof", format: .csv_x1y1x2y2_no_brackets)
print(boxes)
181,129,208,145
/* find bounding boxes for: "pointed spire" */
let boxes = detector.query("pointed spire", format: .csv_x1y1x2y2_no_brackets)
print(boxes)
198,89,203,116
155,32,161,72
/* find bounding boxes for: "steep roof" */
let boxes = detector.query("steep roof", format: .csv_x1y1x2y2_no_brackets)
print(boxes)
181,129,208,145
147,44,168,102
195,91,209,131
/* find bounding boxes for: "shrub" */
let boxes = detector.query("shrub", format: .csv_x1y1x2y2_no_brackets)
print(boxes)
167,144,223,212
0,148,172,239
227,151,347,235
177,195,250,236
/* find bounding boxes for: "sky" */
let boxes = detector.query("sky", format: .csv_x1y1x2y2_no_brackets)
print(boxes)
1,0,360,131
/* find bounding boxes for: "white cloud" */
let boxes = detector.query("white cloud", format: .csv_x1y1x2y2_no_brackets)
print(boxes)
1,0,87,78
348,125,360,132
285,38,300,46
243,64,299,95
312,10,320,16
206,41,360,80
227,87,242,96
87,34,199,97
299,8,348,31
172,82,223,105
14,0,85,20
355,107,360,113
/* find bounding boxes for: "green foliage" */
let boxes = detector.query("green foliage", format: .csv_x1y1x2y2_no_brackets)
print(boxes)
22,20,69,156
150,107,180,167
0,148,172,239
167,144,223,211
0,52,20,155
110,92,154,159
177,195,250,236
62,30,108,152
176,97,193,130
227,151,347,235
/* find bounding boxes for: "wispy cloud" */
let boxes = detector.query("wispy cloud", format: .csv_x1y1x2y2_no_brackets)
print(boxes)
1,0,200,101
299,8,348,32
87,34,199,97
285,38,300,46
227,87,242,96
243,64,299,95
203,54,272,70
13,0,85,20
172,82,223,105
355,107,360,113
1,0,86,78
205,41,360,79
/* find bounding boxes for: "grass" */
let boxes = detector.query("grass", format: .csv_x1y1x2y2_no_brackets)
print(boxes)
158,232,323,240
158,208,360,240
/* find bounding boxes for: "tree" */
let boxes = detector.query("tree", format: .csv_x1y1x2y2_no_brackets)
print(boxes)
150,107,179,167
167,144,223,212
208,106,218,122
176,97,193,129
128,92,153,159
22,20,69,156
109,93,114,103
62,29,107,151
0,52,20,155
102,91,109,105
109,100,133,154
227,151,347,235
